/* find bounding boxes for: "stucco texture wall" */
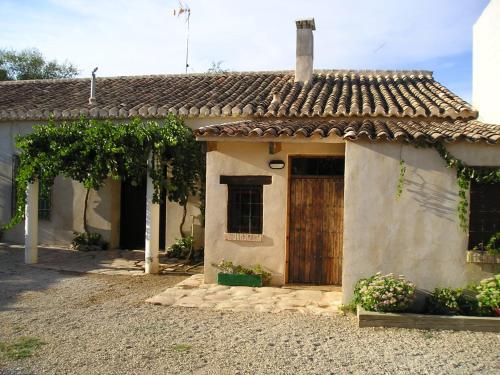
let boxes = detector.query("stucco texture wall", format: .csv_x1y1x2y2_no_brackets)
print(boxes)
342,141,500,302
204,141,346,285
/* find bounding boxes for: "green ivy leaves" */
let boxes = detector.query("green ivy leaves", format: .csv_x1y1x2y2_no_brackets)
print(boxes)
3,115,204,231
395,159,406,199
432,142,500,231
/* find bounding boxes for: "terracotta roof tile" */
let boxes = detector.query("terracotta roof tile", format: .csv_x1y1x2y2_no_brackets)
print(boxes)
194,118,500,144
0,70,478,121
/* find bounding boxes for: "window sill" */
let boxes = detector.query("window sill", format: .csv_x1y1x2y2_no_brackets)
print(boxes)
466,250,500,264
224,233,263,242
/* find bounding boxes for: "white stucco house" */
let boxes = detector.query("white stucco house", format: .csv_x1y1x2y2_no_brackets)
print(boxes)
0,8,499,302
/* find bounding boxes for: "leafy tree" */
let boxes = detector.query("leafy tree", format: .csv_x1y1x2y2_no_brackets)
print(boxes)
0,48,78,81
5,116,203,241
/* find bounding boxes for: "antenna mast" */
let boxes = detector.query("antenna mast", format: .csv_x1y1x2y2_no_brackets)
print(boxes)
174,1,191,73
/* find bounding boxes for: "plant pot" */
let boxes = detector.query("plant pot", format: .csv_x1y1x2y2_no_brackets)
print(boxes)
217,272,262,287
466,250,500,264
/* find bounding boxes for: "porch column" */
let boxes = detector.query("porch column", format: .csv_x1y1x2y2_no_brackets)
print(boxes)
145,155,160,274
25,180,39,264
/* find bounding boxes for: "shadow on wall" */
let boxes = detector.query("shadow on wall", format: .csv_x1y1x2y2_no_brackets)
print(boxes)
88,188,111,243
0,145,14,230
38,177,75,245
405,170,457,222
369,142,458,222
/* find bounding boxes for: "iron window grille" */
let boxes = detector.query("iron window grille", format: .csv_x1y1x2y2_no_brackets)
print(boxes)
291,157,344,177
468,179,500,250
227,185,263,234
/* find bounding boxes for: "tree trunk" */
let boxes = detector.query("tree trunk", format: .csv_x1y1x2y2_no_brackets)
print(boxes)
179,202,187,239
83,188,90,234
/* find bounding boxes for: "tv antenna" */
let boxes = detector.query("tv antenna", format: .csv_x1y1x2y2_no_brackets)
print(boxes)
173,1,191,73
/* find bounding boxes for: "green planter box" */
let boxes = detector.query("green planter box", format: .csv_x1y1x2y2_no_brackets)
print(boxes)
217,272,262,287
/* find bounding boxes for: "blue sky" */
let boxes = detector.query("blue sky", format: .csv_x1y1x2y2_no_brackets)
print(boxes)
0,0,490,102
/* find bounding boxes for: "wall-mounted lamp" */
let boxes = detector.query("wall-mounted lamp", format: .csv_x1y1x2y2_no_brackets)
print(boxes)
268,159,285,169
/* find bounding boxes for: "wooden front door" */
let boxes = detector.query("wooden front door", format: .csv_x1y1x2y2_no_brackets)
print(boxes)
288,175,344,285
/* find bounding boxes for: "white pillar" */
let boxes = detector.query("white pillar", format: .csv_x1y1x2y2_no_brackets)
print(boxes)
25,180,39,264
145,156,160,274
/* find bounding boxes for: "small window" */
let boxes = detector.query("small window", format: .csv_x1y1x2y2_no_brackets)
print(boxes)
291,157,344,176
38,184,52,221
468,180,500,250
11,155,52,221
220,175,270,235
227,185,263,234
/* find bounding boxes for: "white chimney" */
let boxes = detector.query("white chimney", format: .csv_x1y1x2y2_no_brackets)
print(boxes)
295,18,315,83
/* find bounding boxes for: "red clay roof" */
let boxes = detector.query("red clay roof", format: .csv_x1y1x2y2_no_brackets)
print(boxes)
0,70,477,121
194,118,500,144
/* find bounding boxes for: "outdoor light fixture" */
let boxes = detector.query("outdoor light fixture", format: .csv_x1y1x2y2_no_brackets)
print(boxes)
268,159,285,169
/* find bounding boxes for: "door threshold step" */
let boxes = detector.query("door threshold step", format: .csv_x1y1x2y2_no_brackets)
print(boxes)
284,284,342,292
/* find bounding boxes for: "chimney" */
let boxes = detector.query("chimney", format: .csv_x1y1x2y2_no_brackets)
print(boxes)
89,67,98,105
295,18,315,83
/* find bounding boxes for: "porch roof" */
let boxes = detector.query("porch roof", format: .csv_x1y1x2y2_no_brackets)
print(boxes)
194,118,500,144
0,70,478,122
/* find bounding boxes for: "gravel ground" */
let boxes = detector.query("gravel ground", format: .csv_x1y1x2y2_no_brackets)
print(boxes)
1,247,499,375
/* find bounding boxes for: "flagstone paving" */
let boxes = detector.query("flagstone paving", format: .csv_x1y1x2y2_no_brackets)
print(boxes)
146,274,342,315
0,244,203,276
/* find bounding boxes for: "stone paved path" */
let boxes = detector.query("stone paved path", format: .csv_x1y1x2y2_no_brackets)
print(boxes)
146,274,342,315
0,244,203,276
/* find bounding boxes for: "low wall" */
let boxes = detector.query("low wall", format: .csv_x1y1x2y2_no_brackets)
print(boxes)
357,307,500,332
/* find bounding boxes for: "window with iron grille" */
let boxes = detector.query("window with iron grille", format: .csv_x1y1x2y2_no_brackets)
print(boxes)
468,180,500,250
11,155,52,221
227,184,263,234
220,175,270,234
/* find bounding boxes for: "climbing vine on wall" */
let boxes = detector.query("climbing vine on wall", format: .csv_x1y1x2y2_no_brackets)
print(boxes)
3,115,204,235
395,159,406,199
396,142,500,231
431,142,500,231
395,142,500,232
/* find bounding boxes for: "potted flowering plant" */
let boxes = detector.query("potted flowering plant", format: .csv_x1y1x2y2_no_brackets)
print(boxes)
213,260,271,287
467,232,500,264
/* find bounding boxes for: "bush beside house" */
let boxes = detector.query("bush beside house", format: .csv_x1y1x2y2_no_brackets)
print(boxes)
347,272,500,317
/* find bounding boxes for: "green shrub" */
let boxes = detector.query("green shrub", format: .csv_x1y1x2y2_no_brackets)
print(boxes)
167,236,193,259
213,260,272,286
426,288,462,315
338,303,357,315
457,289,482,316
352,272,416,312
472,232,500,255
475,274,500,315
71,232,108,251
